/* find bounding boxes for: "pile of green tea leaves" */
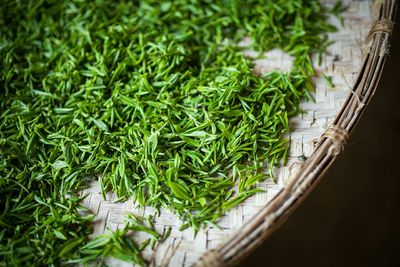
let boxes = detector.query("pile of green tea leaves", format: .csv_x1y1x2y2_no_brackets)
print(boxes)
0,0,343,265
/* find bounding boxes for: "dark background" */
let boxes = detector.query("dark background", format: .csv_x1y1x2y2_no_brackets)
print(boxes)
240,16,400,267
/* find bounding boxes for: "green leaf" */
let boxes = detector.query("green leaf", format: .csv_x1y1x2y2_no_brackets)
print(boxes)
59,238,85,257
52,161,69,170
54,230,68,240
168,181,191,200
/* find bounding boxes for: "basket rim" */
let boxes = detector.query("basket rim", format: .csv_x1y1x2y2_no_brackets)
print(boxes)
194,1,398,266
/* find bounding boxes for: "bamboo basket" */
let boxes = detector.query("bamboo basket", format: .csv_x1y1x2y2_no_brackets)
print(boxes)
81,0,398,266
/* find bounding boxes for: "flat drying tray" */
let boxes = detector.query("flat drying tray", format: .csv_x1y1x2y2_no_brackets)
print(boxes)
80,0,397,266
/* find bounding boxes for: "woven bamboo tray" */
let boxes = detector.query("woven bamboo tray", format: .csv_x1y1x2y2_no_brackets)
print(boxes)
81,0,397,266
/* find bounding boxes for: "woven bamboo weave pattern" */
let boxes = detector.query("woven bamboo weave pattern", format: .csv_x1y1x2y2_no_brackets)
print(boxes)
80,0,396,266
